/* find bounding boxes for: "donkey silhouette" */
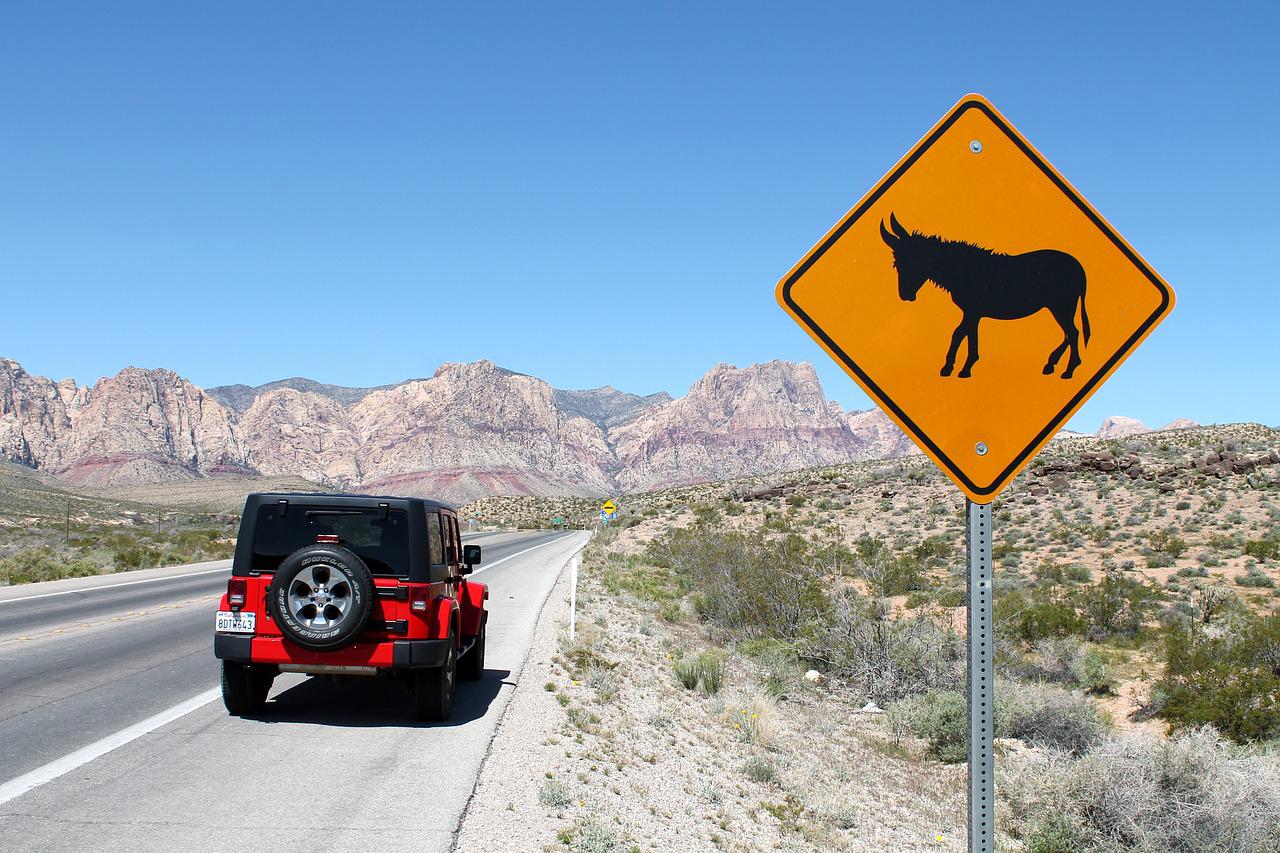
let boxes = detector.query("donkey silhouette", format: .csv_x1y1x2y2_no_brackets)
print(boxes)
879,213,1090,379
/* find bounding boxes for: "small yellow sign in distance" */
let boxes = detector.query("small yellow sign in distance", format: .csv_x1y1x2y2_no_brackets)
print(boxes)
601,500,617,513
777,94,1174,503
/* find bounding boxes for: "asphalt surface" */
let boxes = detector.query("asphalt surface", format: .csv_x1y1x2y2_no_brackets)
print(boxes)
0,528,587,852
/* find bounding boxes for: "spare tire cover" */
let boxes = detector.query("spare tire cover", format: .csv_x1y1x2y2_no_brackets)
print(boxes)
266,544,374,651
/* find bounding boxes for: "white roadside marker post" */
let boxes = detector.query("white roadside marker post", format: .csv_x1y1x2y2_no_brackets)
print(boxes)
966,500,995,853
569,552,579,643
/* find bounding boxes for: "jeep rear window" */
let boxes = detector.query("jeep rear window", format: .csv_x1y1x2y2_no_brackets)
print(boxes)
251,505,409,576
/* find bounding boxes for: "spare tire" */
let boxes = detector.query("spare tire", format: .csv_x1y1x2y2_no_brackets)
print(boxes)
266,544,374,651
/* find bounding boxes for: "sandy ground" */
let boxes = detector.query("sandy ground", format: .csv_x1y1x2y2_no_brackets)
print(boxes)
455,540,1003,853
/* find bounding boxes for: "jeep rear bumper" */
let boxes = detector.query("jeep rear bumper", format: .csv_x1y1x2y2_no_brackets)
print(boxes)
214,634,451,670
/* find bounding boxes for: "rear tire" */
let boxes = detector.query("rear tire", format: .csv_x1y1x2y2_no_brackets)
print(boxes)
265,545,375,652
412,636,456,721
459,624,486,682
221,661,272,715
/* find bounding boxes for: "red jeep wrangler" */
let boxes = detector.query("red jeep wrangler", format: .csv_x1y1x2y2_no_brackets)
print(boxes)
214,493,487,720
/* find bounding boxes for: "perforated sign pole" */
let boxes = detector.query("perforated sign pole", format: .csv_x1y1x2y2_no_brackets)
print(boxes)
966,500,995,853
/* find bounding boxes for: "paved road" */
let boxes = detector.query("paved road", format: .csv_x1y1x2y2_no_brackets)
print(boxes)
0,528,587,852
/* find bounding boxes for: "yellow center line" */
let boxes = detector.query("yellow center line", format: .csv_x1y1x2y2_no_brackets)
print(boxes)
0,595,222,648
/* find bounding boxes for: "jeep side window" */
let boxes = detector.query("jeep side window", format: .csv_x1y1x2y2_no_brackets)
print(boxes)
444,514,458,564
426,511,445,567
450,515,462,563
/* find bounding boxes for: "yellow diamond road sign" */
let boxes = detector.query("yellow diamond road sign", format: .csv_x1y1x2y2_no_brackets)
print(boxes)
777,94,1174,503
601,500,617,514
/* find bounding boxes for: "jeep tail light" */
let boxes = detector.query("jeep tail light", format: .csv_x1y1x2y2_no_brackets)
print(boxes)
227,578,247,609
409,586,429,613
316,534,340,544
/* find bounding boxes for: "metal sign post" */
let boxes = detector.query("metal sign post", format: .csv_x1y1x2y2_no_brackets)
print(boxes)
966,500,994,853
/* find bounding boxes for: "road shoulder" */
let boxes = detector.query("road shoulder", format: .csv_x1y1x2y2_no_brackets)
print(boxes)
454,542,584,852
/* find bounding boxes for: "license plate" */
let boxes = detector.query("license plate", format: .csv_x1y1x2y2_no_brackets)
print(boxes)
215,611,256,634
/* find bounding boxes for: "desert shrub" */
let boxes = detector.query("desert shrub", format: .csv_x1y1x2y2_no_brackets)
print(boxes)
62,558,100,579
657,601,683,622
804,592,963,704
1244,537,1279,561
898,689,969,763
0,549,100,584
585,665,620,702
692,503,723,527
740,638,798,699
996,587,1085,643
1004,684,1109,755
992,540,1020,560
112,544,163,570
903,590,932,609
563,640,616,681
891,681,1106,763
599,555,687,604
1019,636,1113,693
1077,570,1159,641
912,534,953,561
650,527,835,642
743,754,777,784
850,535,927,596
1147,527,1189,558
1027,636,1085,683
1190,585,1247,625
571,815,620,853
936,585,965,608
1237,567,1276,588
1156,613,1280,742
1063,563,1091,583
538,779,572,809
1072,648,1114,694
1002,727,1280,853
723,694,777,746
672,656,700,690
695,651,724,694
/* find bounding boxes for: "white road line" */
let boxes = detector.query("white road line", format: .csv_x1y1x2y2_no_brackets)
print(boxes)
0,566,230,606
0,688,222,807
470,532,577,576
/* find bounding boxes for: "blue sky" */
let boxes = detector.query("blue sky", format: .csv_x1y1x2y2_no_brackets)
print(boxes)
1,2,1276,430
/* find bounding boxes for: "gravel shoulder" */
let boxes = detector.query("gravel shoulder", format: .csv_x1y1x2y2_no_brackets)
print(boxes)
454,546,583,852
454,537,975,853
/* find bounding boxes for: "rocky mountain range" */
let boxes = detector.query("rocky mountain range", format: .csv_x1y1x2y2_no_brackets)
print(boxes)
0,355,1197,503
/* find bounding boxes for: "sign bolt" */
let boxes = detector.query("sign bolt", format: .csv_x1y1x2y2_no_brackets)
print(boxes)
969,139,983,154
975,442,989,456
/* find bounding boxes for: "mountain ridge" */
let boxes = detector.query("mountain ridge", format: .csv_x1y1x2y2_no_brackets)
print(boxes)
0,355,1199,503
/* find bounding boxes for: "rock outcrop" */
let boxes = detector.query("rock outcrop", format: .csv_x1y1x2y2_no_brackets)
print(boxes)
0,358,70,469
348,361,617,503
207,377,394,414
1097,416,1151,440
845,409,920,459
1032,444,1280,492
239,388,362,485
554,387,672,432
2,360,244,486
609,361,885,491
